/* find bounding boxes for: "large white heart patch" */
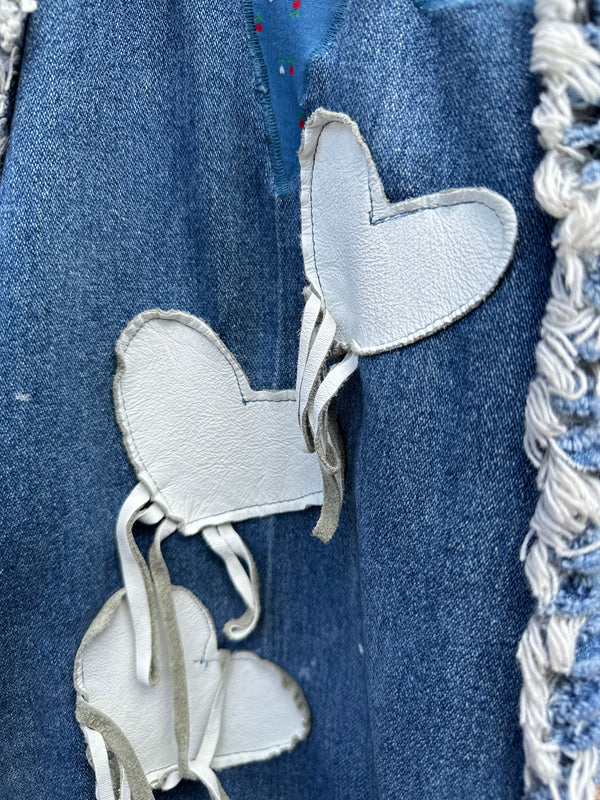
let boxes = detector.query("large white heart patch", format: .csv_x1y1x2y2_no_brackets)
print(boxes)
114,309,323,534
299,109,518,355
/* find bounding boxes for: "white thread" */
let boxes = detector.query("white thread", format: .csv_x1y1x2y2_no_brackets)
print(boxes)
133,651,232,800
518,1,600,796
546,614,586,674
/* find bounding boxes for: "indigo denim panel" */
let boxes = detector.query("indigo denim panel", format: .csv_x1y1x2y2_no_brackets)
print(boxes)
0,3,555,800
305,1,555,798
0,2,372,799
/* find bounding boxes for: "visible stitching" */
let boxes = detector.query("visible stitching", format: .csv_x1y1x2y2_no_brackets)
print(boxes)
177,587,216,665
192,655,309,761
175,490,321,527
335,287,506,354
120,313,294,407
240,0,289,195
78,599,308,781
307,119,510,352
115,311,321,526
367,199,500,226
214,742,294,758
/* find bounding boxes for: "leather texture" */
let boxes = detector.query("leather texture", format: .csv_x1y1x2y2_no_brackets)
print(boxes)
114,309,323,534
75,587,310,789
299,109,518,355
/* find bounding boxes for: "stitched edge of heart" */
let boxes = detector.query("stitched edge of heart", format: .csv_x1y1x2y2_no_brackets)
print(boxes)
299,107,519,356
113,308,323,533
74,587,312,783
211,648,311,770
74,588,190,790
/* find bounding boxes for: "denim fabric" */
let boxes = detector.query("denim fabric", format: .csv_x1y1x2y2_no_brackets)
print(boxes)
305,2,554,797
0,1,553,799
244,0,341,190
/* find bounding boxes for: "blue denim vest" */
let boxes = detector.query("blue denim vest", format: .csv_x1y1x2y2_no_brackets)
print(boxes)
0,1,555,798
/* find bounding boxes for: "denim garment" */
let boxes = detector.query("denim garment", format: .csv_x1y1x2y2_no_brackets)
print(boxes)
242,0,342,192
0,1,553,799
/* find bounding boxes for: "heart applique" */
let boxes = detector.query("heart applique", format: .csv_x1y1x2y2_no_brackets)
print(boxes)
75,550,310,800
299,108,518,356
296,108,519,541
75,106,520,800
114,308,323,533
112,310,324,686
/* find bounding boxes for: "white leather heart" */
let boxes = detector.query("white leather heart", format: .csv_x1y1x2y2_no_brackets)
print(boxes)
299,108,518,355
114,309,323,534
296,109,518,541
75,586,310,795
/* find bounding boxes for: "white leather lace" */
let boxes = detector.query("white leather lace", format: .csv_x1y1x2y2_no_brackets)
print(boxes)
116,485,260,685
202,523,260,641
115,483,156,685
295,289,359,539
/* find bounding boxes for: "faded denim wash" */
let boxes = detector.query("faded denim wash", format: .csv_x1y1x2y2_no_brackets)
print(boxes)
0,1,554,798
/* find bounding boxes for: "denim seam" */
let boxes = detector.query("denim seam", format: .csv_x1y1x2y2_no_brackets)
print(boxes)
240,0,288,195
517,2,600,798
243,0,351,196
347,419,382,800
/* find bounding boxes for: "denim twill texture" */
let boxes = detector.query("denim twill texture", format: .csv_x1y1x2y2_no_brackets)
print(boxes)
0,1,553,798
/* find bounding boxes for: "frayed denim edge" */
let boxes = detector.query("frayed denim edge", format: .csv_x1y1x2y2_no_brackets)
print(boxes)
240,0,289,196
518,2,600,799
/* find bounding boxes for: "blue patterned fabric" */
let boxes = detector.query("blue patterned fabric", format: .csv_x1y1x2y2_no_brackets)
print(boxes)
244,0,342,192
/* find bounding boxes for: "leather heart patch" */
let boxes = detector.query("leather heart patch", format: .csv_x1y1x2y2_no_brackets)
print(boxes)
299,108,518,355
114,309,323,534
75,585,310,795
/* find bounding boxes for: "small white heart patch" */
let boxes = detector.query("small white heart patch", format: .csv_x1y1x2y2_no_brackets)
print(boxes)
75,585,310,795
114,309,323,534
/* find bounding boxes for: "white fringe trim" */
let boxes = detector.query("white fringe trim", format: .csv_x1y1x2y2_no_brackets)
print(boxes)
519,0,600,797
0,0,36,163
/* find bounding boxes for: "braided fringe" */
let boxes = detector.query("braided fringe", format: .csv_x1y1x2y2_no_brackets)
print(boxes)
0,0,35,164
518,2,600,798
